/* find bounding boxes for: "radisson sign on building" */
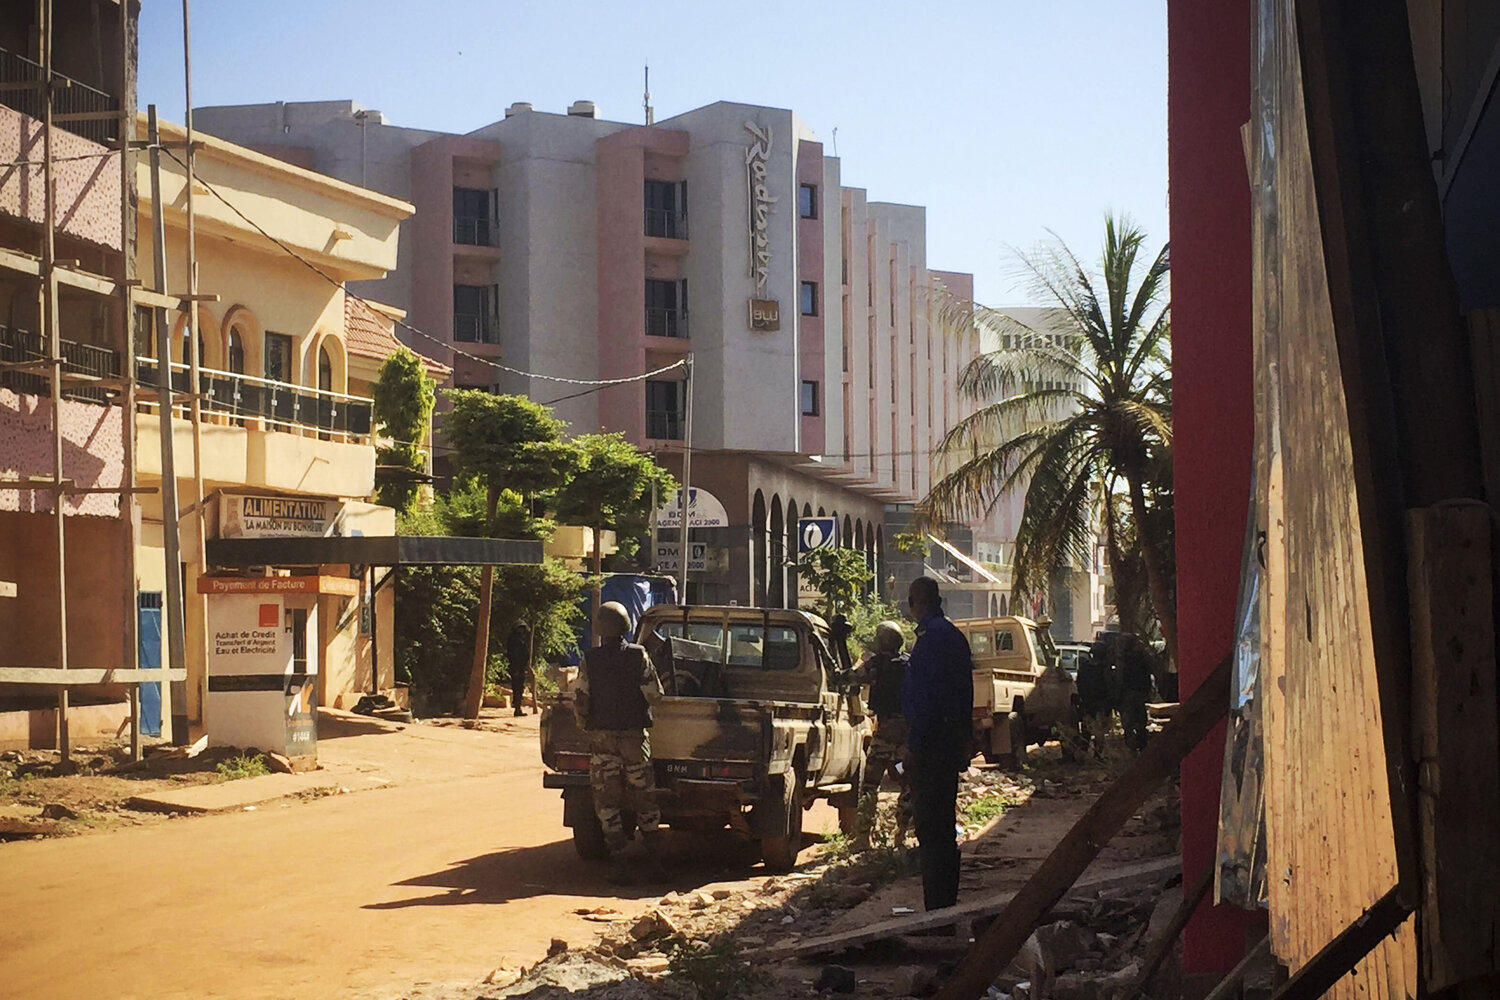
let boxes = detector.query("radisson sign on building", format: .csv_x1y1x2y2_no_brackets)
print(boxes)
744,121,780,331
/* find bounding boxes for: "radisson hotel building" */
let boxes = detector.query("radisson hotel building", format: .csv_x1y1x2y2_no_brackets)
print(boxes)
197,98,980,606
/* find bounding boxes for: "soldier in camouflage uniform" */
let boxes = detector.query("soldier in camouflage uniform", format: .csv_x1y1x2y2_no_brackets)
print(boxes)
574,602,667,884
855,620,914,849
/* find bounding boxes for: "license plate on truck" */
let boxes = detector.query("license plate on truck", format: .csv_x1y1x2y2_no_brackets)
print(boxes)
657,759,757,781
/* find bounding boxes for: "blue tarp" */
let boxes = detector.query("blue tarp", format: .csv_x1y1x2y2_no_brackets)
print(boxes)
564,574,678,664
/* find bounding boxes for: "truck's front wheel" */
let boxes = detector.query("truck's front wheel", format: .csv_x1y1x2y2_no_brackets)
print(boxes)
565,788,610,861
759,772,804,873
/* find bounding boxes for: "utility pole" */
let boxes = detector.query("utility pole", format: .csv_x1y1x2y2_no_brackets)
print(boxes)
676,355,694,601
147,106,188,733
181,0,209,737
39,0,69,760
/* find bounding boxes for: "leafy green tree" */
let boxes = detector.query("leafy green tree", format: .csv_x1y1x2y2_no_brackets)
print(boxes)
921,215,1176,666
443,391,582,719
552,432,676,579
372,349,436,515
797,546,874,619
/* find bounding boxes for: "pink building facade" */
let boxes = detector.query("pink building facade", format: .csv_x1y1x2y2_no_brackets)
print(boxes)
198,98,978,606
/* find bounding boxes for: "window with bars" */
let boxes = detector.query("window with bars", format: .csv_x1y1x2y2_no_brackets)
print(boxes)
453,187,498,246
644,179,688,239
645,278,689,338
454,284,500,343
645,378,685,440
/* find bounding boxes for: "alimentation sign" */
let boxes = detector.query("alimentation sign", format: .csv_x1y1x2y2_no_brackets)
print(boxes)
221,494,340,539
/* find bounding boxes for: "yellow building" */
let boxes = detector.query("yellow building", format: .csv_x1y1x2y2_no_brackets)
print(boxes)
135,117,430,746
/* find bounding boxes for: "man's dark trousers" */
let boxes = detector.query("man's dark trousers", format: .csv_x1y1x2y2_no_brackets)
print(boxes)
911,750,961,910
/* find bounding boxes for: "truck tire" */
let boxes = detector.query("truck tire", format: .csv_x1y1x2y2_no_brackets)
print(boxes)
567,789,610,861
982,714,1009,765
760,771,804,873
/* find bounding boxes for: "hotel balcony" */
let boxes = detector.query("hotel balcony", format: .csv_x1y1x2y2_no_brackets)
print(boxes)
644,207,688,240
134,358,375,499
644,306,689,340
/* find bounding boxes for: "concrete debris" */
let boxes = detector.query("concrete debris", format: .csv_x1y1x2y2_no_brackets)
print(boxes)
1019,920,1100,984
264,752,294,775
547,938,569,958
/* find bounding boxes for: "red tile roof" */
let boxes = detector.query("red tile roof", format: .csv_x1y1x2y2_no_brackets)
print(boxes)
345,297,450,378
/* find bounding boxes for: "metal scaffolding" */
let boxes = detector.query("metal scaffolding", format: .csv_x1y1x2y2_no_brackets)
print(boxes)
0,0,186,760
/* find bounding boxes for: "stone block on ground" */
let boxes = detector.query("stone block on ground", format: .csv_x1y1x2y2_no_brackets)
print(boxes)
815,964,858,994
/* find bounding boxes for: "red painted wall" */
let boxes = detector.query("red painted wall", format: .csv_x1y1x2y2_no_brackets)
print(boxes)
1167,0,1257,974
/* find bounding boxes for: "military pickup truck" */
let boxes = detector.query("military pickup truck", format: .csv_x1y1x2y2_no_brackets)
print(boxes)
955,615,1077,766
541,606,868,872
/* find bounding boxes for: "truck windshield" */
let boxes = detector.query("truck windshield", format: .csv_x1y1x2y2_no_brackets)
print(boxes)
657,622,725,655
728,624,802,670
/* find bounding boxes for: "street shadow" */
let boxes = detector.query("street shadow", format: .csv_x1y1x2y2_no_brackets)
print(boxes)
364,829,768,911
314,711,404,741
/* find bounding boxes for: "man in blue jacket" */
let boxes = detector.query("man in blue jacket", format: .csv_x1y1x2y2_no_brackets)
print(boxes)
901,576,974,910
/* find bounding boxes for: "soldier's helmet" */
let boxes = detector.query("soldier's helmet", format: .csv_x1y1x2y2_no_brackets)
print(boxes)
874,620,905,654
595,602,632,639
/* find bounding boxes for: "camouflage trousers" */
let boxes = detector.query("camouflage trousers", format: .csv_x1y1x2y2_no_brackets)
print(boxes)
588,729,661,853
857,716,913,841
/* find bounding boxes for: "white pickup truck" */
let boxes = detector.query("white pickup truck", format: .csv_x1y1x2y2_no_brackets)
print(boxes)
954,615,1077,766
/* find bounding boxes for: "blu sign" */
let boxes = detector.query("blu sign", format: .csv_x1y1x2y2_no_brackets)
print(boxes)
798,517,838,553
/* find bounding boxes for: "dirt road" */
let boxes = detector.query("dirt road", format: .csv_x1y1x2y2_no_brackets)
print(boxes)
0,712,836,1000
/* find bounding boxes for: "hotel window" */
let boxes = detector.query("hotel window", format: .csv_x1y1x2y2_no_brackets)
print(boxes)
798,184,817,219
645,378,685,440
800,281,818,317
644,179,688,239
454,284,499,343
264,332,293,383
453,187,497,246
801,380,819,416
645,278,689,338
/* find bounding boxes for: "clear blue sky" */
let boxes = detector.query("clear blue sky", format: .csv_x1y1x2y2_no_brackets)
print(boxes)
138,1,1166,305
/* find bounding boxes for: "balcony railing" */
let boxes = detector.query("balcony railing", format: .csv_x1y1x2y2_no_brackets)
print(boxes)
0,324,120,405
453,313,499,344
646,409,684,440
135,358,372,443
644,208,688,240
0,46,120,146
453,216,499,247
645,307,688,339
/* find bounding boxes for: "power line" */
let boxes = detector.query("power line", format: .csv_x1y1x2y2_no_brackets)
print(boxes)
161,146,685,389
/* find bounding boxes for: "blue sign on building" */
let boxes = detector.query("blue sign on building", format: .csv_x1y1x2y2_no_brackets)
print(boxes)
798,517,839,553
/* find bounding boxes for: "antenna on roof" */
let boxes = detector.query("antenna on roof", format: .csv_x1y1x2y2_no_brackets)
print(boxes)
644,64,654,126
832,126,838,157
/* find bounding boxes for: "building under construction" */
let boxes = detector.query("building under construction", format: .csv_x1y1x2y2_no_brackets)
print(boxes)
0,0,173,755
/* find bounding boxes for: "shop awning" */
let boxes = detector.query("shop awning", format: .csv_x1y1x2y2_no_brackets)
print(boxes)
205,535,544,569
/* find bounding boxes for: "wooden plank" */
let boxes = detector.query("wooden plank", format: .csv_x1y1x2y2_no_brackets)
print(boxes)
1471,311,1500,507
0,667,187,685
930,654,1232,1000
1269,886,1410,1000
1408,503,1500,990
763,856,1181,959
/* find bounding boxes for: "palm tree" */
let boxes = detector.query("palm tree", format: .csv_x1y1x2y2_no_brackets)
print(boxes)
920,215,1176,666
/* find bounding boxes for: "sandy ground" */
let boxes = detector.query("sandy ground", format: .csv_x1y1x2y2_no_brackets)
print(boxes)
0,710,841,1000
